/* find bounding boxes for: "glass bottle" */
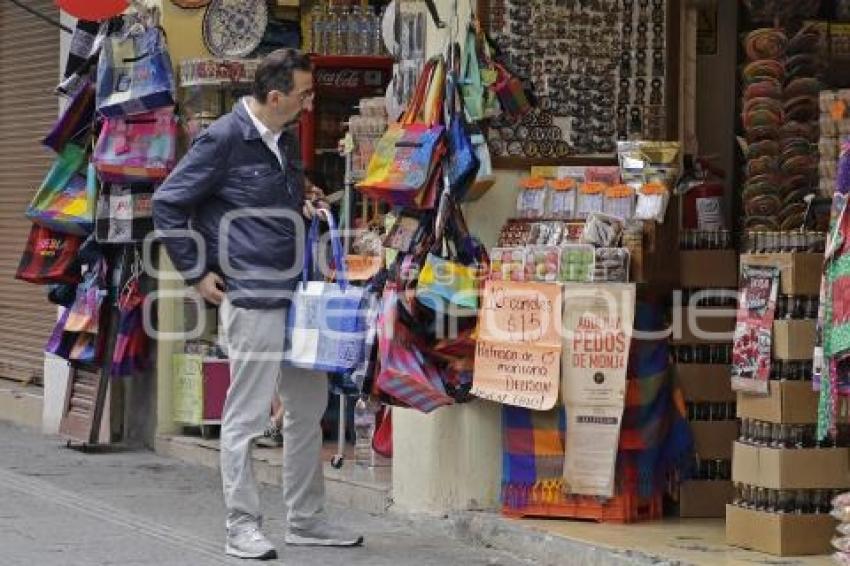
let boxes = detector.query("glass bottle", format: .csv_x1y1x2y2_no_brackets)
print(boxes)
310,3,325,54
325,3,340,55
373,6,386,55
348,4,363,55
359,5,374,55
353,396,375,466
336,5,350,55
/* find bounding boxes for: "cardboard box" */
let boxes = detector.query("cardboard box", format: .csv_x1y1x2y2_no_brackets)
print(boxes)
679,480,733,518
675,364,734,402
680,250,738,289
726,504,836,556
736,381,819,424
670,307,736,344
627,195,680,291
691,421,738,459
740,253,824,296
732,441,850,489
772,319,817,361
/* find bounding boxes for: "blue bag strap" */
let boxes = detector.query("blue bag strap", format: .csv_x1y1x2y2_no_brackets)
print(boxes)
318,208,349,290
301,215,320,284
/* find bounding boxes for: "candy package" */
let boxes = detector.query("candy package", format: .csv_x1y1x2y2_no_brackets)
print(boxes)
581,213,624,247
635,182,671,223
559,244,594,282
489,247,526,281
524,246,560,282
517,177,548,219
577,182,606,219
603,184,636,220
593,248,630,282
548,178,577,219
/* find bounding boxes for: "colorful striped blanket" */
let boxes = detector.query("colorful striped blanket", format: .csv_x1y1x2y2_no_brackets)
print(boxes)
502,303,693,510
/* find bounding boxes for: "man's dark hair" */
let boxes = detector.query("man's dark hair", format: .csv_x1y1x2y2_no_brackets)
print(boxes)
252,48,312,103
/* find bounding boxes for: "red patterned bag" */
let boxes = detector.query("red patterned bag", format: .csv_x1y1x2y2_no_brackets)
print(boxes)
15,224,82,285
375,285,454,413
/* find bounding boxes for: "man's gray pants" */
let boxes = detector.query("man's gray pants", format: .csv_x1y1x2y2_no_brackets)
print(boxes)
218,298,328,533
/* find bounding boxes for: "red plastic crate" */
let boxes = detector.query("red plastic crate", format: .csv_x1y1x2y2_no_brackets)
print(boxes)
502,491,663,523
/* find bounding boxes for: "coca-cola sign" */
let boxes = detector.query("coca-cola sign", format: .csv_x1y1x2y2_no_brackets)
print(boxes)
314,68,386,92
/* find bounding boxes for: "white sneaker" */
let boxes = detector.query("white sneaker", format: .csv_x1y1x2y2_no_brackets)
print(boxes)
225,527,278,560
285,520,363,547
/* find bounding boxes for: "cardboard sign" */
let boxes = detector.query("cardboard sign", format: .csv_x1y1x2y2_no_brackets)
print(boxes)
172,354,203,425
472,280,562,410
341,254,382,281
561,283,636,406
477,280,563,344
731,265,780,395
563,404,623,496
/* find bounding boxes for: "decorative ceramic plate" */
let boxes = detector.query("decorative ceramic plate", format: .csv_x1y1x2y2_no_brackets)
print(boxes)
202,0,267,58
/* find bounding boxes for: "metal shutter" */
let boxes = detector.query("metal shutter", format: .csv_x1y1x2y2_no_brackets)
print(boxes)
0,1,61,384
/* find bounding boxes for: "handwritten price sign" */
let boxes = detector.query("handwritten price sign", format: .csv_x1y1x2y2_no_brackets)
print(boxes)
472,281,562,410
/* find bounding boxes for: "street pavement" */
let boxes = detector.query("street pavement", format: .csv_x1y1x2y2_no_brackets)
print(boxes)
0,421,530,566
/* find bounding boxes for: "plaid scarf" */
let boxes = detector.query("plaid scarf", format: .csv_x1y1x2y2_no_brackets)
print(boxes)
502,303,693,511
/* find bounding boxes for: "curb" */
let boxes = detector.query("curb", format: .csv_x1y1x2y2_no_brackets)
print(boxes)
446,512,688,566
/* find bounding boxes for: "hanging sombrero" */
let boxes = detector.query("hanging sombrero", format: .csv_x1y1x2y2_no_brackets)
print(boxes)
785,77,822,99
747,139,781,158
743,59,786,84
782,154,818,176
745,194,782,217
745,28,788,60
786,54,822,81
746,155,780,177
787,23,823,55
784,95,819,122
744,108,784,130
744,215,780,231
745,79,784,101
780,120,818,142
744,96,785,116
783,186,817,208
746,125,780,143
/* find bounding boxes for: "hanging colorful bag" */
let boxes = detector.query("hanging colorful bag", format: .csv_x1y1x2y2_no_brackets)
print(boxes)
64,260,106,333
26,144,96,236
93,106,178,183
445,69,480,199
371,406,393,458
96,25,176,117
45,260,107,363
375,285,455,413
45,308,77,359
357,57,446,208
15,224,83,285
43,81,96,153
492,62,532,118
112,277,149,377
284,209,372,373
461,16,502,121
416,193,483,314
95,182,155,243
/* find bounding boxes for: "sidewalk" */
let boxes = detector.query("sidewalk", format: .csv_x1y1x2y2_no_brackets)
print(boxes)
0,413,835,565
0,421,527,566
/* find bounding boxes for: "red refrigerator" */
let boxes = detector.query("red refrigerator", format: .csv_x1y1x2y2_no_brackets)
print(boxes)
299,55,393,206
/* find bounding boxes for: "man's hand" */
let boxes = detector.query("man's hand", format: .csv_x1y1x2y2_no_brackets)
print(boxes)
303,181,329,219
194,272,226,305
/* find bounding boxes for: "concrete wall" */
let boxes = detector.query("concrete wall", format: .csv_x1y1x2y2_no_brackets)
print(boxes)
391,0,510,515
154,1,208,437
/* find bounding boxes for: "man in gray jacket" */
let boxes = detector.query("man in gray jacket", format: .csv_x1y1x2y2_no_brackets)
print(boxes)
153,48,362,560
